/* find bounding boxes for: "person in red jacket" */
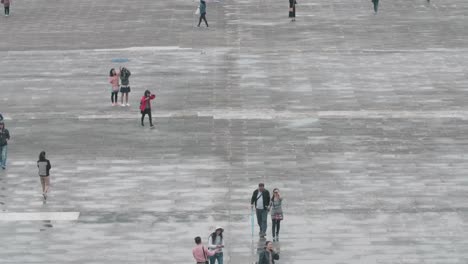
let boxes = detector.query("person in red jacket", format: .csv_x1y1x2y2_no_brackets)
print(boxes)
140,90,156,127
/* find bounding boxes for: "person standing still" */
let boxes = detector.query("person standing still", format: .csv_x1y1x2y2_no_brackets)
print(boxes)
109,68,120,106
251,183,270,237
0,121,10,170
198,0,209,27
372,0,379,14
119,66,131,106
269,188,284,241
140,90,156,127
192,236,218,264
1,0,10,16
289,0,296,22
208,227,225,264
37,151,52,200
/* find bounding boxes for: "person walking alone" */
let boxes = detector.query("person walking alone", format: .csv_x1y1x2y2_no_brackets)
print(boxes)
372,0,379,14
37,151,52,200
197,0,209,27
289,0,296,22
258,241,280,264
269,188,284,241
109,68,120,106
208,227,225,264
1,0,10,16
119,66,131,106
0,121,10,170
192,236,219,264
140,90,156,127
251,183,270,238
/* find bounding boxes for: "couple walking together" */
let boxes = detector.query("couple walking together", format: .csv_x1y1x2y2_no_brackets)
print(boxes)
251,183,284,242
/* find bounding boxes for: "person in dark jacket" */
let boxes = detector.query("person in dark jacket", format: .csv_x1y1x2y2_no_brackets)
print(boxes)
289,0,296,21
251,183,271,237
1,0,10,16
37,151,52,200
197,0,209,27
140,90,156,127
258,241,280,264
0,121,10,169
119,66,131,106
372,0,379,14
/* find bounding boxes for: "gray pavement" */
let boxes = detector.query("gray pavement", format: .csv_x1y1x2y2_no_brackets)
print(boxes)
1,0,468,263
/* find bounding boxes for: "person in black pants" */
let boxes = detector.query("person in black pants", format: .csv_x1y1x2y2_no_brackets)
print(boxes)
289,0,296,22
372,0,379,14
198,0,209,27
140,90,156,127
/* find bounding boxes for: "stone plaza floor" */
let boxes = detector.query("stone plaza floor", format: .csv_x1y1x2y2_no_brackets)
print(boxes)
1,0,468,263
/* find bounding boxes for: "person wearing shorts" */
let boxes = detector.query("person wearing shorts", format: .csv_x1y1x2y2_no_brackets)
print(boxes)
37,151,51,200
120,67,131,106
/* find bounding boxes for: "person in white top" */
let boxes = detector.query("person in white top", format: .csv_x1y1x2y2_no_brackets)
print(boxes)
250,183,271,237
207,226,225,264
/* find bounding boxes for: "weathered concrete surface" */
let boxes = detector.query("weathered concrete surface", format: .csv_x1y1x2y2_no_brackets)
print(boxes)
1,0,468,263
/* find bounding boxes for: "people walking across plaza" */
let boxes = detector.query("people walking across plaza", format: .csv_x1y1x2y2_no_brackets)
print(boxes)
37,151,52,200
192,236,219,264
119,66,131,106
140,90,156,127
269,188,284,241
251,183,271,238
0,121,10,170
197,0,209,27
372,0,379,14
208,226,225,264
1,0,10,16
258,241,280,264
108,68,120,106
289,0,296,22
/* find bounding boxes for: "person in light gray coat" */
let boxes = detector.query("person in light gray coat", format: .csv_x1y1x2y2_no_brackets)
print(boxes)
37,151,51,200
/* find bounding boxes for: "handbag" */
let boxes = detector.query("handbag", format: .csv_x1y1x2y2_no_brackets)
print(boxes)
195,6,200,15
274,213,283,220
202,246,209,264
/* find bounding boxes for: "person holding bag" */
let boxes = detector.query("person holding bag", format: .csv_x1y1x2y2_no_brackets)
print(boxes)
192,236,218,264
269,188,284,241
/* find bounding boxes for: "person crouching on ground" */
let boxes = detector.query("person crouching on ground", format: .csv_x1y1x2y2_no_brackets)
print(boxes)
140,90,156,127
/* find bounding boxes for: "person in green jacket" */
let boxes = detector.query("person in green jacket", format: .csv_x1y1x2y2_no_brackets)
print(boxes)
197,0,209,27
258,241,279,264
372,0,379,14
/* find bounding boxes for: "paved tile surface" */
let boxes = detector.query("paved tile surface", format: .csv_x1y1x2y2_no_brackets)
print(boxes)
1,0,468,263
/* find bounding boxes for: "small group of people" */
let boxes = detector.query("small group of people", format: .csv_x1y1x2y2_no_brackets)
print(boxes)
251,183,284,242
1,0,10,16
108,67,157,128
192,227,225,264
108,66,131,107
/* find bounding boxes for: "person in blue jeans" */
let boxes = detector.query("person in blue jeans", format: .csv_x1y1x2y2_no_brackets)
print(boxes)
208,226,224,264
0,121,10,170
251,183,271,237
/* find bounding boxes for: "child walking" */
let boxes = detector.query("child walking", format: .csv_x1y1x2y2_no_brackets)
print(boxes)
109,68,120,106
37,151,52,200
197,0,209,27
1,0,10,16
140,90,156,127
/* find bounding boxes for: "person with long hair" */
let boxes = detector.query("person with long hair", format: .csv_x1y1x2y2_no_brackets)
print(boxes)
208,226,225,264
140,90,156,127
37,151,52,200
119,66,131,106
108,68,120,106
258,241,280,264
269,188,284,241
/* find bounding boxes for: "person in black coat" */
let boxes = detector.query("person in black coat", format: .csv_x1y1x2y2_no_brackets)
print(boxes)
258,241,280,264
251,183,271,237
289,0,297,21
372,0,379,14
